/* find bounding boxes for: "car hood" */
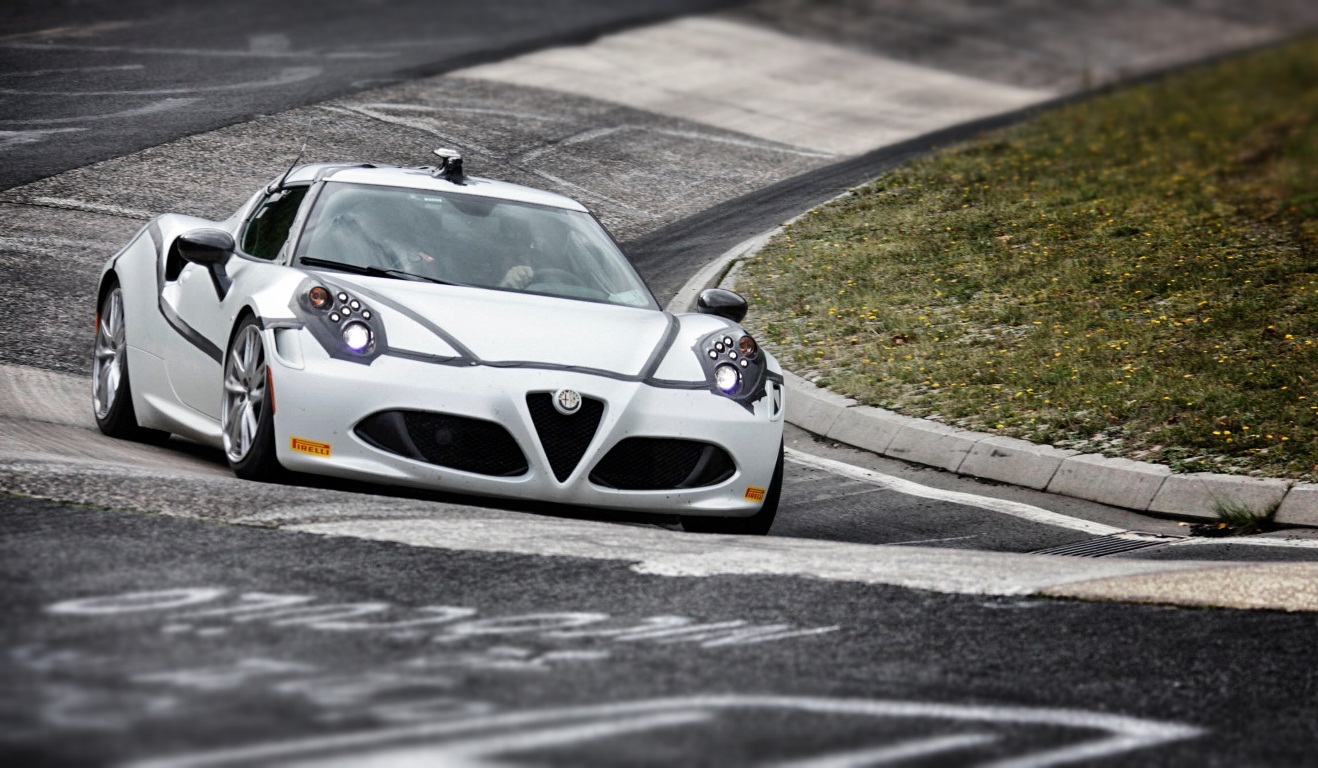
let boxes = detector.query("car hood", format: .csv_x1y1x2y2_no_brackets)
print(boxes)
337,276,674,377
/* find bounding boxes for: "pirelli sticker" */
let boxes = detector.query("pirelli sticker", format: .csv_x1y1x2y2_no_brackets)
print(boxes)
744,486,766,502
291,437,332,458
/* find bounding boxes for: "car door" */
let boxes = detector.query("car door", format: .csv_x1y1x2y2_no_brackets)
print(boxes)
162,185,310,419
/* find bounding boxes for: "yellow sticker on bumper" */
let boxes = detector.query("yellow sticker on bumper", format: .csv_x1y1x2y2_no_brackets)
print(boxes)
744,486,766,502
290,437,332,458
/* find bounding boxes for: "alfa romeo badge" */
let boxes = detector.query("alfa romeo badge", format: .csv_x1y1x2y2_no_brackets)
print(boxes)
553,388,582,415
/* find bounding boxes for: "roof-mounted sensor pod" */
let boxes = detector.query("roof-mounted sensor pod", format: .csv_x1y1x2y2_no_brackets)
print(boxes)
431,148,465,185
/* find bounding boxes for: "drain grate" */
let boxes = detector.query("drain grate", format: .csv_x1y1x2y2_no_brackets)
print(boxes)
1031,533,1184,558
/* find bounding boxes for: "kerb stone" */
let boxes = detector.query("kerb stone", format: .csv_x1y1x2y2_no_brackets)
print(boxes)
1148,473,1292,521
884,420,983,473
959,436,1078,490
1277,483,1318,527
825,406,911,456
782,370,856,437
1047,453,1170,511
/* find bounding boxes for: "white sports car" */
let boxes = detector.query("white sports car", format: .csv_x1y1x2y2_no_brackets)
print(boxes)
92,149,786,533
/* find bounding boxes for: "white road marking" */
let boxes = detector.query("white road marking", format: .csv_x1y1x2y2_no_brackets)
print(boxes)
0,41,333,59
0,64,144,78
125,695,1202,768
786,448,1125,536
297,711,717,768
0,128,83,150
0,21,132,44
23,196,155,219
0,98,198,125
1169,535,1318,551
890,535,981,547
0,66,321,96
769,733,998,768
0,234,120,254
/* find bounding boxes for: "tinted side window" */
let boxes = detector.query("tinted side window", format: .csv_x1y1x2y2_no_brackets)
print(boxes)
242,186,309,260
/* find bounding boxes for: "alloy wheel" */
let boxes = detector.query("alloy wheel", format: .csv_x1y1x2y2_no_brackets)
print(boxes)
222,323,268,463
92,288,125,420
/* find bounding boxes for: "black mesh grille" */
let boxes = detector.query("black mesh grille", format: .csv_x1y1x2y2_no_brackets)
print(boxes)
355,410,527,477
525,393,604,482
590,438,735,490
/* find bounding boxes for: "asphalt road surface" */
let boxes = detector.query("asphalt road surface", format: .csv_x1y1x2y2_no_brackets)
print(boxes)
0,0,739,190
5,494,1318,768
7,2,1318,765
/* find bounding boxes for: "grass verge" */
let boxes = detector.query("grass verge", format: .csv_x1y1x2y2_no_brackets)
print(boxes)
738,37,1318,481
1212,498,1280,536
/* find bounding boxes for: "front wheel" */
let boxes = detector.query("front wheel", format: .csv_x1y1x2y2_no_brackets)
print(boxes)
92,283,168,443
222,316,282,481
681,442,782,536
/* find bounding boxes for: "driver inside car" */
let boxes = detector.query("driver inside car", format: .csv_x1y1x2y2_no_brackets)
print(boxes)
495,214,540,290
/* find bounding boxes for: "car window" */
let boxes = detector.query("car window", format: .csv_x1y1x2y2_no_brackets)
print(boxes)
242,185,309,260
295,181,657,309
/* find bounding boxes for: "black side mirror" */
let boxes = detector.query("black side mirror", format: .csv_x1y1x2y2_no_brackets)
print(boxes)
696,288,748,324
177,229,234,267
176,229,235,299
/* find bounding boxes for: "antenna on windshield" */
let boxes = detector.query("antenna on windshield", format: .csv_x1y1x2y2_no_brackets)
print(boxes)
271,141,308,193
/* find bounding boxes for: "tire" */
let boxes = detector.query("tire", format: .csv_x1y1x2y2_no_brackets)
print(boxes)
222,315,282,481
92,282,169,443
681,442,783,536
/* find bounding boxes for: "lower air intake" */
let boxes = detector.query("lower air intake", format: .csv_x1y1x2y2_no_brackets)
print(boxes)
355,410,528,477
525,392,604,482
590,438,735,490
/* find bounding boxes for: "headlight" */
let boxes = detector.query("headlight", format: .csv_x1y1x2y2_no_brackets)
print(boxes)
714,363,741,394
698,328,768,407
342,321,374,354
292,278,387,363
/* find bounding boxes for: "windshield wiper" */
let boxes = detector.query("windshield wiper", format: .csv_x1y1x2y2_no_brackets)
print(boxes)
298,257,462,286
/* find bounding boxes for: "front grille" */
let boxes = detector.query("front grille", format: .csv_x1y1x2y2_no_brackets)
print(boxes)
525,392,604,482
355,410,528,477
590,438,735,490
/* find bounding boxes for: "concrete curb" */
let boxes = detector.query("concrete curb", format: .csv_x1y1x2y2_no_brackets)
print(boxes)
666,232,1318,528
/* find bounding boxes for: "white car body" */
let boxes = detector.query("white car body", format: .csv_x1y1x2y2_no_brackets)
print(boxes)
94,159,785,528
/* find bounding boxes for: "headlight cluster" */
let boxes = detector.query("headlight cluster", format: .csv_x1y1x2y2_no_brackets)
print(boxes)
292,278,386,363
698,329,765,405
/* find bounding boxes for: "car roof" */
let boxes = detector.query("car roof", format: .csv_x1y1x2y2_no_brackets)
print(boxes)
282,163,590,213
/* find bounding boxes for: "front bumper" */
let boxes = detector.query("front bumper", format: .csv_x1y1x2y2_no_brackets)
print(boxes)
267,329,784,517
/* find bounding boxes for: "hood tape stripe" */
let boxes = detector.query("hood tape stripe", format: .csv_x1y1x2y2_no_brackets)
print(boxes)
639,312,680,380
345,281,477,361
301,272,715,389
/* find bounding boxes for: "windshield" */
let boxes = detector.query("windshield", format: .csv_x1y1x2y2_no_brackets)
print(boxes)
294,181,657,309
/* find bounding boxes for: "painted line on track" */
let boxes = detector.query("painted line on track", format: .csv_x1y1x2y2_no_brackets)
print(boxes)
1168,535,1318,550
0,66,322,96
124,695,1202,768
785,447,1125,537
